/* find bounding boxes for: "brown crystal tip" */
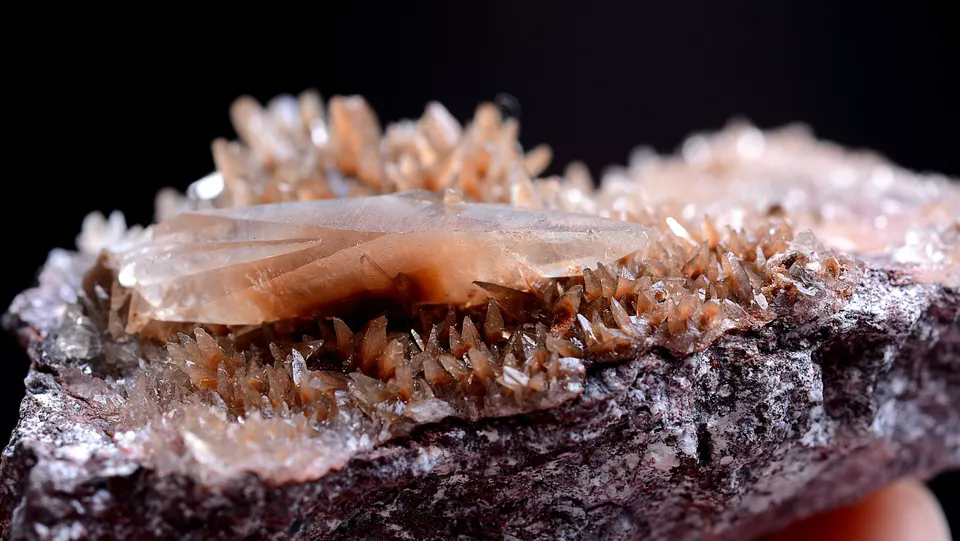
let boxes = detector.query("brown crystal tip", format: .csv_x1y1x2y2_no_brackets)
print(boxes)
71,91,954,480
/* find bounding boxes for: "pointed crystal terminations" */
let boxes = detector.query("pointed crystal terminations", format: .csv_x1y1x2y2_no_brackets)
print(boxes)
115,191,650,331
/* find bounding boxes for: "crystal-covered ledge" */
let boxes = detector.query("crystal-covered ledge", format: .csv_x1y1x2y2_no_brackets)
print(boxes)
2,93,957,540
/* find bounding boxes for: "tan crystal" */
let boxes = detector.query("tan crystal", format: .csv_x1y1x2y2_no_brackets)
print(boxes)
329,96,383,190
116,191,650,332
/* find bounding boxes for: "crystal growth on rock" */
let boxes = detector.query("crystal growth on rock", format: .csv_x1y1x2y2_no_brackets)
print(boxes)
21,91,954,484
167,91,956,286
104,193,859,480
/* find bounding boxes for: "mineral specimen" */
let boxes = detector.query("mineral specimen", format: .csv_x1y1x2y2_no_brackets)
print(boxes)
2,92,957,540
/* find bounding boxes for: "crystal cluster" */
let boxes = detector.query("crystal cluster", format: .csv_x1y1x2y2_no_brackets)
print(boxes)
167,91,958,285
601,122,960,286
107,195,861,479
115,217,854,470
30,91,954,483
172,93,551,213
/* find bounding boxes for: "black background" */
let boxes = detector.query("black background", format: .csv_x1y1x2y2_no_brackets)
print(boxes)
4,0,957,532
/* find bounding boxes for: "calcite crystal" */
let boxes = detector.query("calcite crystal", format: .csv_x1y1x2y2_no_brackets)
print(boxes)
118,192,652,330
2,92,958,541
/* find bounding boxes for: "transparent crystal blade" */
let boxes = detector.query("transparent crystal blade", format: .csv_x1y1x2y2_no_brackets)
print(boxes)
117,191,650,329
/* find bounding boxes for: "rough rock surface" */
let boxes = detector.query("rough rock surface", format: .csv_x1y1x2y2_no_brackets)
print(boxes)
1,262,957,540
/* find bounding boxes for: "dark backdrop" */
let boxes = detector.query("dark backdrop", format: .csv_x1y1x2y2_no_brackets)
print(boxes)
4,0,957,531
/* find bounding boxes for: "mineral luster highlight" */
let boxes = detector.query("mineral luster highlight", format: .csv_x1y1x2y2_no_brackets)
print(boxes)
15,92,958,486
